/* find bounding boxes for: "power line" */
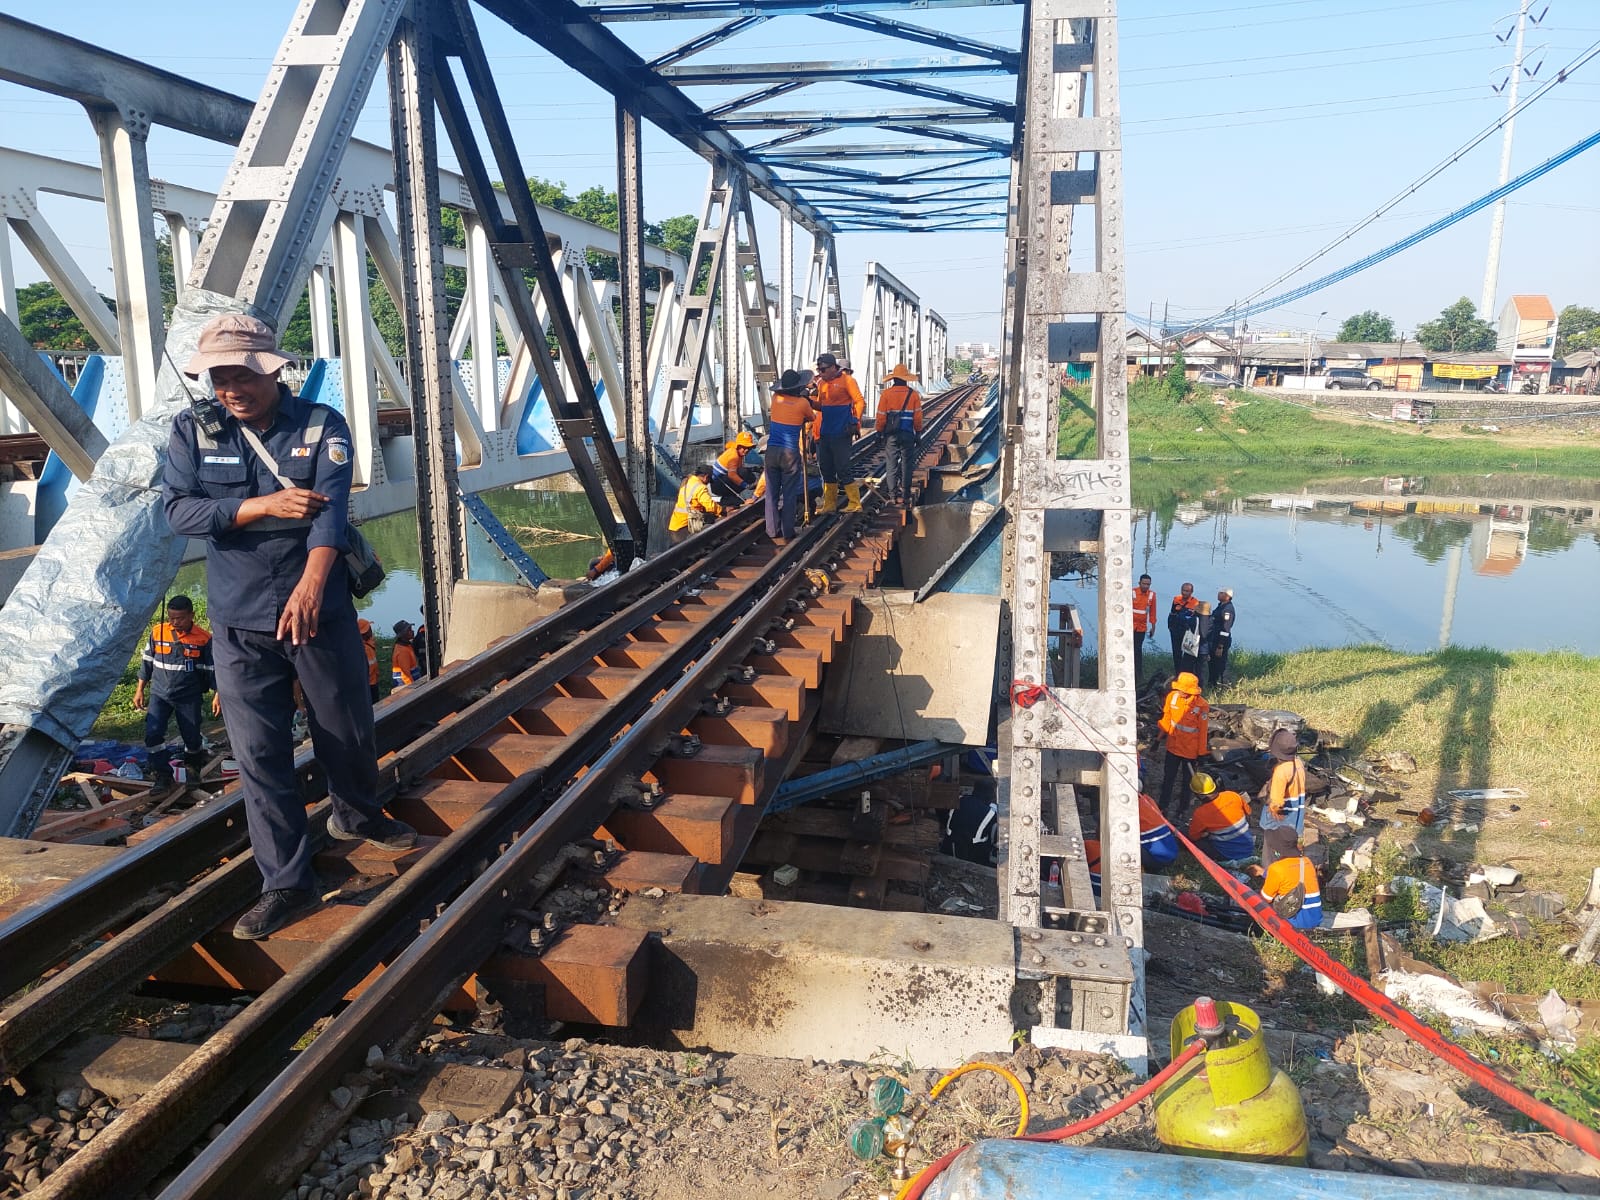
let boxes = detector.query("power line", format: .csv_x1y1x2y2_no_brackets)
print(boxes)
1197,125,1600,325
1185,33,1600,329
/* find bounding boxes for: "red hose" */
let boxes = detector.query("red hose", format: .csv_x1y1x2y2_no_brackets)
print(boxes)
894,1038,1208,1200
1162,817,1600,1159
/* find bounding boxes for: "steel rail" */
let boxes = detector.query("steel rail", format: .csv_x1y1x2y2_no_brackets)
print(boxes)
0,512,766,1080
0,509,762,992
162,513,866,1200
159,385,985,1200
30,512,840,1200
12,383,984,1200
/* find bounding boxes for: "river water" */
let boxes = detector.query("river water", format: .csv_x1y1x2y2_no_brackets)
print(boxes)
170,473,1599,657
1053,474,1600,658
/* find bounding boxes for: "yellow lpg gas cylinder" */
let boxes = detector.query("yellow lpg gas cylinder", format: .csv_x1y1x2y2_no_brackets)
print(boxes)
1154,996,1308,1164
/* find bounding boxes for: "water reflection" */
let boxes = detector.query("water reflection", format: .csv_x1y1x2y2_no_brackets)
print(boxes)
1057,474,1600,657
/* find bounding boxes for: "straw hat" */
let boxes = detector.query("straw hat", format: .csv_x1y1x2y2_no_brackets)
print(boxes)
880,362,920,383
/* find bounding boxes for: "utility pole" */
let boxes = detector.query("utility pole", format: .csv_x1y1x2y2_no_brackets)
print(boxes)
1481,0,1543,319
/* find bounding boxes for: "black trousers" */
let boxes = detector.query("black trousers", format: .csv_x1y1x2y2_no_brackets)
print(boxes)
144,692,204,757
1159,749,1199,817
213,616,383,894
1133,633,1146,681
709,475,745,508
1208,645,1231,687
816,434,854,485
885,431,916,501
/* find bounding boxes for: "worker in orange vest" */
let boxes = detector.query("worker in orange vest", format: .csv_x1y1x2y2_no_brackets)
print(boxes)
874,363,923,505
810,352,865,512
1259,727,1307,852
358,618,379,702
1132,573,1157,683
710,430,757,508
1260,826,1322,930
1187,772,1255,862
391,620,420,689
1157,671,1209,818
668,463,723,546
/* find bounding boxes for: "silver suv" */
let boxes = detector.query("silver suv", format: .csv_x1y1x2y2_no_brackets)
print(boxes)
1325,367,1382,391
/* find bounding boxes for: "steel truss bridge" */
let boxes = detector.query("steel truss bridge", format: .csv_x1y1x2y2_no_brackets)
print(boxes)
0,0,1141,1055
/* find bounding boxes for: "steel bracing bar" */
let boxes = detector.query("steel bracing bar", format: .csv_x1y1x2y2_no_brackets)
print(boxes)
575,0,1022,17
390,0,465,666
647,13,769,68
703,80,813,118
0,315,109,481
658,53,1013,83
759,145,1005,161
857,76,1015,114
476,0,834,235
723,106,1008,129
815,11,1019,67
434,0,648,553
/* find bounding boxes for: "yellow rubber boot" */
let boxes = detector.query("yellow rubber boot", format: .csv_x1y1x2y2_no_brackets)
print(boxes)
843,483,864,512
821,482,839,512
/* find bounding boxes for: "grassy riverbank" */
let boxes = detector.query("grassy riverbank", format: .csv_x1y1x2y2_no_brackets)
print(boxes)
1062,379,1600,501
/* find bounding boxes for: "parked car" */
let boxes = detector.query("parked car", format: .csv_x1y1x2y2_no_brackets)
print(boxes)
1325,367,1382,391
1196,369,1241,388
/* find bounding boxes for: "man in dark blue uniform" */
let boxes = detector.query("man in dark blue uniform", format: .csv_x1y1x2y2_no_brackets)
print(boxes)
131,594,218,786
164,313,414,940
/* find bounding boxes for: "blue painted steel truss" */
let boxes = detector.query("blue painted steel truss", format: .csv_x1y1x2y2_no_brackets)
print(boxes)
554,0,1024,232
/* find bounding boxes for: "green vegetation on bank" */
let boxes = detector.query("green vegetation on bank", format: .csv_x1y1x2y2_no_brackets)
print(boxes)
1216,644,1600,1004
1060,377,1600,505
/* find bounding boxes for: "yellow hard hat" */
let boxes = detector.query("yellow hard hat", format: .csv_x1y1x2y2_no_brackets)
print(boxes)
735,430,756,448
1190,772,1217,797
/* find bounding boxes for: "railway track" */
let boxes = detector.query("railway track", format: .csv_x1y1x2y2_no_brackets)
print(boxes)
0,382,986,1200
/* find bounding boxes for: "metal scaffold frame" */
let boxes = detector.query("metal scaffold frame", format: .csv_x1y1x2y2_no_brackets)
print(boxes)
996,0,1142,1056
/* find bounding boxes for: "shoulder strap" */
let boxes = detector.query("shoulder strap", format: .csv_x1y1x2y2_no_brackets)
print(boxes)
237,423,293,490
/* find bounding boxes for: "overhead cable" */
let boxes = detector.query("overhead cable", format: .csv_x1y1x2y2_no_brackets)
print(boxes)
1186,33,1600,328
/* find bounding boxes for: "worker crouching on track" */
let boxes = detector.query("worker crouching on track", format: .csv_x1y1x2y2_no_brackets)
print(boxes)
163,313,415,942
668,463,723,546
765,369,817,544
710,430,756,508
811,352,865,513
1157,671,1209,818
875,362,923,505
1186,772,1255,864
1259,826,1322,929
1259,727,1307,843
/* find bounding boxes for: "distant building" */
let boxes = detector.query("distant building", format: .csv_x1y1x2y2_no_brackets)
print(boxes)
1498,295,1557,389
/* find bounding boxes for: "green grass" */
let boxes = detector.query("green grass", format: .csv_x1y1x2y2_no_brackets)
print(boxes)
1060,378,1600,506
1217,645,1600,1003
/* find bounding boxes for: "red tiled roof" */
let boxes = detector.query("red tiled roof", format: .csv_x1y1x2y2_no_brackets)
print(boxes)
1509,294,1556,321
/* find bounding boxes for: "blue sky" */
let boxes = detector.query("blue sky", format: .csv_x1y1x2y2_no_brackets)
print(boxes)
2,0,1597,345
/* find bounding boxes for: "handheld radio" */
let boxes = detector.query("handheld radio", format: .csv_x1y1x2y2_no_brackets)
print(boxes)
162,345,226,438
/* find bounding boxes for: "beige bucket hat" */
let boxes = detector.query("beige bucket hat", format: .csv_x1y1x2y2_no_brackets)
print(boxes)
183,314,297,378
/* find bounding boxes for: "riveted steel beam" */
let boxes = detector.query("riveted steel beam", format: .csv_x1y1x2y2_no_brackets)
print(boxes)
658,53,1011,84
574,0,1021,18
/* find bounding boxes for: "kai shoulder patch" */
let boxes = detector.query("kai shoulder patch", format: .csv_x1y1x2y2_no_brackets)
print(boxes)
326,438,351,466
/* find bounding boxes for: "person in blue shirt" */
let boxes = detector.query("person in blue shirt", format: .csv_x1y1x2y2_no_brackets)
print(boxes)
164,314,415,941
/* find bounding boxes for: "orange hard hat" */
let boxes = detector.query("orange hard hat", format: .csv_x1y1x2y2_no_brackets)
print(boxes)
1173,672,1202,695
357,618,373,635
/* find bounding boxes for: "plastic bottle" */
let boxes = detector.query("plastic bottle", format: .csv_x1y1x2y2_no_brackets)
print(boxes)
115,758,144,780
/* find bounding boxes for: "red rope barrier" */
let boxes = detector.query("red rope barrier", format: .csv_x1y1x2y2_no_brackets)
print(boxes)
1162,813,1600,1158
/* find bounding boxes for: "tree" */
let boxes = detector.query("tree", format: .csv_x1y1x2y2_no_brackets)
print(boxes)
1165,350,1191,400
1336,310,1395,343
1556,304,1600,357
1416,297,1495,354
17,280,108,351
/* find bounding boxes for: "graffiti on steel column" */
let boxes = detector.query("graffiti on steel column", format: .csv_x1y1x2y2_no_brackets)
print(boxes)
1019,458,1127,506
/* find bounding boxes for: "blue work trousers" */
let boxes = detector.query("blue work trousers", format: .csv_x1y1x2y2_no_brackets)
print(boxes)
145,693,203,756
763,446,805,540
212,616,383,893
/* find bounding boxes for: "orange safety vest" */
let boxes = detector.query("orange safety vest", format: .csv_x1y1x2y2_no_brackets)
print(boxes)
363,636,378,686
714,443,749,486
1159,689,1209,759
875,383,923,434
1132,585,1158,634
811,373,864,438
